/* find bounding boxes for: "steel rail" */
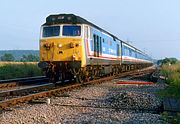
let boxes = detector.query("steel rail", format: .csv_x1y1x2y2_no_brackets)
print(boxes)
0,76,46,83
0,83,54,97
0,76,48,88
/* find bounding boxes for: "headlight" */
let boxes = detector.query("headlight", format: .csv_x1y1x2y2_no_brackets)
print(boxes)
70,42,75,48
58,44,62,48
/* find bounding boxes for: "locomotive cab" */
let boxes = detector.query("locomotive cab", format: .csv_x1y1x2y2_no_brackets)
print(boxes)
39,24,83,63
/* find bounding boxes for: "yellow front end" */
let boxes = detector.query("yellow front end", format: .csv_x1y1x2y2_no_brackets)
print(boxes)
39,37,86,67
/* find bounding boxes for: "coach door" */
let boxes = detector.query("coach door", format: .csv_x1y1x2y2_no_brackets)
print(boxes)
93,34,102,57
93,34,97,57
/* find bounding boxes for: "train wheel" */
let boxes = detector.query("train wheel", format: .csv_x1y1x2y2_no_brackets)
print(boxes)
72,68,84,83
84,70,90,82
75,74,83,83
46,69,55,83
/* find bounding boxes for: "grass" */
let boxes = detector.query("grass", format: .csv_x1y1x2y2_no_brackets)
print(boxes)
158,62,180,99
0,62,44,80
158,86,180,99
161,112,180,124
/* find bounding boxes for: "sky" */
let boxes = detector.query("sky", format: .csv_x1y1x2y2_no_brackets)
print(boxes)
0,0,180,59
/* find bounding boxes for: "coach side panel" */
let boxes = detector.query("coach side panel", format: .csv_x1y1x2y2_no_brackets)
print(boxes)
84,26,121,66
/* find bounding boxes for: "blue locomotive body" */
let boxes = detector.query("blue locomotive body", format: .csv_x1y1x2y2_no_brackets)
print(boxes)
85,26,152,66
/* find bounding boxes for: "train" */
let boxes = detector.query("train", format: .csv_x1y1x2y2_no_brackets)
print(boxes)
38,14,153,83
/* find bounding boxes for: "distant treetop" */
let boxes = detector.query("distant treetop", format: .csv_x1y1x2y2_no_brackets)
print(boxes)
157,57,178,65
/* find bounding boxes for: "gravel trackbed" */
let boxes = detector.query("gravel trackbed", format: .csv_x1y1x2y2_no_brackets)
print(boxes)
0,79,167,124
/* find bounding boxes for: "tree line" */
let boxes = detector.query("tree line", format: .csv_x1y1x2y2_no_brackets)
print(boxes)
0,53,39,62
157,57,179,65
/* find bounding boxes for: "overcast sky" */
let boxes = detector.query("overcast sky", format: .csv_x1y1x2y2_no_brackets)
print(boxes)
0,0,179,59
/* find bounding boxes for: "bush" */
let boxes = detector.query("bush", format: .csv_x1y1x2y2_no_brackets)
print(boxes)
161,63,180,85
157,58,178,65
0,63,44,80
159,63,180,99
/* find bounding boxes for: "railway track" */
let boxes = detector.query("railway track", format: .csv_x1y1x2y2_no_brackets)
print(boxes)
0,83,54,98
0,76,48,88
0,66,156,109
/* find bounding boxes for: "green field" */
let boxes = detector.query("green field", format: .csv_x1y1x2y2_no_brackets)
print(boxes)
0,62,44,80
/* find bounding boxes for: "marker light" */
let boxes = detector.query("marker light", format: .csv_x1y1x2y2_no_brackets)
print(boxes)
58,16,64,20
67,17,72,20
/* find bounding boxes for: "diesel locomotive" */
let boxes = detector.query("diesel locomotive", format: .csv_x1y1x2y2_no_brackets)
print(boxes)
38,14,153,83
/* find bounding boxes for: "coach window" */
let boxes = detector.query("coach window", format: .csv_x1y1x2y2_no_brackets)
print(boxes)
125,47,129,56
122,45,124,55
100,37,102,55
128,48,130,56
124,46,127,55
135,51,137,58
129,48,132,56
93,34,97,56
97,35,100,56
117,44,120,56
